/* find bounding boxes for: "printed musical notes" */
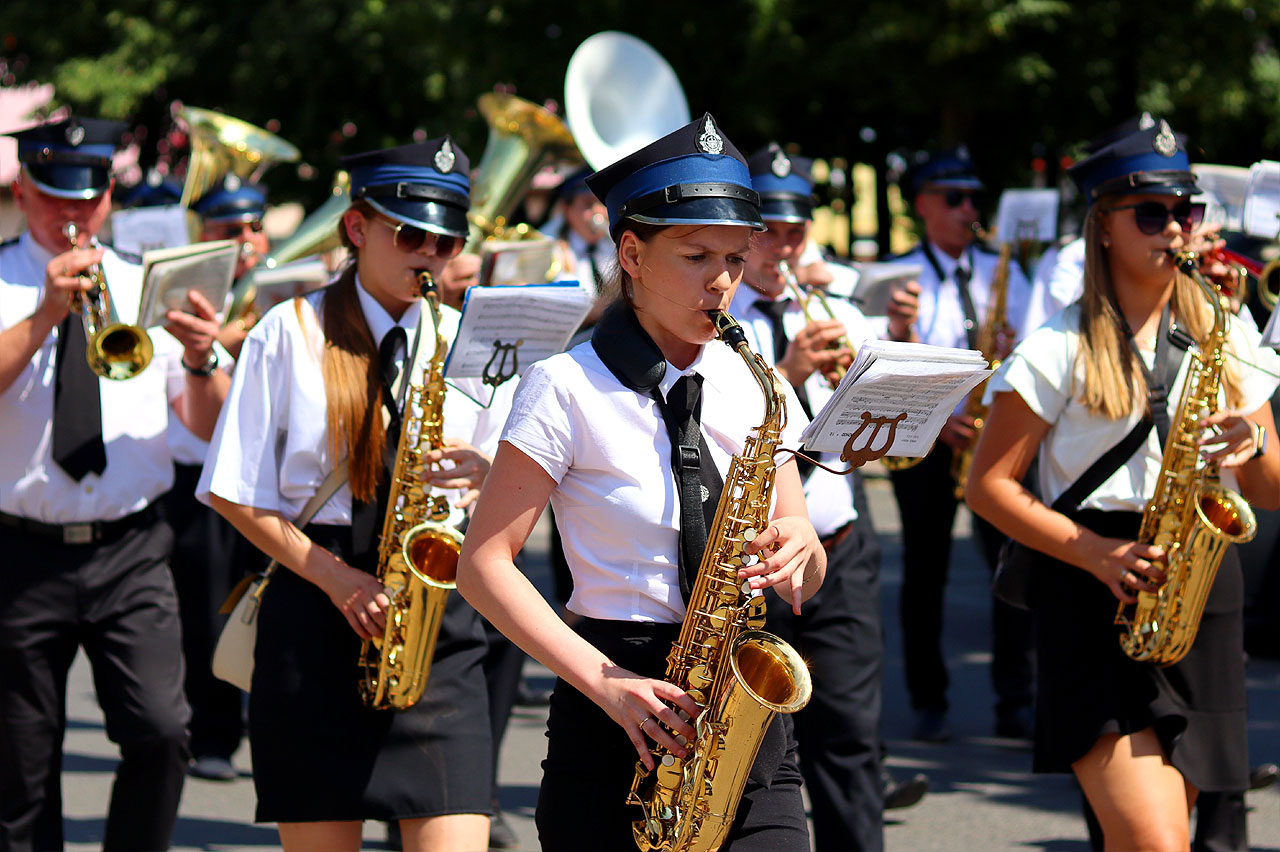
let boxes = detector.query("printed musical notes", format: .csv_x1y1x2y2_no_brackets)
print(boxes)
443,282,593,382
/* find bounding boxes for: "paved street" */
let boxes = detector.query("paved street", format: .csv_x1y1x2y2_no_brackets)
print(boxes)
60,473,1280,850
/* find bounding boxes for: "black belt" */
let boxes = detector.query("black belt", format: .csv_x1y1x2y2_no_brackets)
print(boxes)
820,520,855,553
0,503,160,546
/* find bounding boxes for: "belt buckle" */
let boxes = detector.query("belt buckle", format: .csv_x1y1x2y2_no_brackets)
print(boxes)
63,523,95,545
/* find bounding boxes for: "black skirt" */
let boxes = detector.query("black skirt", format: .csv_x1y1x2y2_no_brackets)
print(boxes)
248,524,492,822
1029,510,1247,792
536,618,809,852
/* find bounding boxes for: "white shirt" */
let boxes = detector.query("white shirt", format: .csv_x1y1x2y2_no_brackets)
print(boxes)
892,240,1031,350
727,283,886,536
986,303,1280,512
797,240,860,300
197,274,514,526
502,335,808,623
1023,238,1085,333
0,232,186,522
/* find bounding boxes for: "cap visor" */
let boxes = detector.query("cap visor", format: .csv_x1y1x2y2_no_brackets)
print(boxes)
622,196,764,233
368,197,470,239
25,164,110,200
760,197,813,223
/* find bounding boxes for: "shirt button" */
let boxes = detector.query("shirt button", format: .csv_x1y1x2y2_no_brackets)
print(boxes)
84,485,94,494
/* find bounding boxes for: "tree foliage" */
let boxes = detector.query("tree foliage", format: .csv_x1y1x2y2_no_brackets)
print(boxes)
5,0,1280,216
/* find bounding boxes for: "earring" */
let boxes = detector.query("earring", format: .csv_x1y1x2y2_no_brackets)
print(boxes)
1101,235,1111,248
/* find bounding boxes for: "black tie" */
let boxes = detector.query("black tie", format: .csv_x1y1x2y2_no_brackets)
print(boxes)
953,264,979,350
653,373,725,601
52,314,106,481
351,326,408,564
755,297,813,419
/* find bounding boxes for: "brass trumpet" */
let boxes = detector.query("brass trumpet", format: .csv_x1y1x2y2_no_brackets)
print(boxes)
63,223,153,380
779,259,853,390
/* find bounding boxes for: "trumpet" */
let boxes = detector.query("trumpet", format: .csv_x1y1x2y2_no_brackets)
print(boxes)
779,259,853,390
63,224,153,380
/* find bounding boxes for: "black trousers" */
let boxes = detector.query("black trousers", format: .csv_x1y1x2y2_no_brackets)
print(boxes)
166,464,262,761
0,517,189,852
889,443,1034,715
765,479,884,852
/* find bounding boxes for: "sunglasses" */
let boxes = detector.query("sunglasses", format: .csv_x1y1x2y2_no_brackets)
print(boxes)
371,213,463,256
923,188,984,209
1106,200,1205,236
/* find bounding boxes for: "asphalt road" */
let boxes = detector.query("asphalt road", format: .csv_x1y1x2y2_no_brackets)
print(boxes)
58,473,1280,851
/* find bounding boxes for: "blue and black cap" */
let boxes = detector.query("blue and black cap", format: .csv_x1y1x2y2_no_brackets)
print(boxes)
8,116,126,200
1068,118,1199,204
340,136,471,239
904,146,984,202
586,113,763,239
120,173,183,209
555,165,595,204
747,143,814,223
193,176,267,223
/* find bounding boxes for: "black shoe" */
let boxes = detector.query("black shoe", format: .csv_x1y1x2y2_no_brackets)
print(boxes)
994,705,1033,740
882,770,930,810
516,682,552,707
188,755,237,781
489,808,519,850
913,708,951,743
1249,762,1279,791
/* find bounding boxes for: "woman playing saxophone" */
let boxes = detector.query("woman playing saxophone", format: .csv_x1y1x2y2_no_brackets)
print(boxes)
457,115,826,851
198,137,498,851
965,120,1280,850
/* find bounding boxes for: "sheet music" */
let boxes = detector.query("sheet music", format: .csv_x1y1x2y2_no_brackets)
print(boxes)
850,262,922,315
137,240,238,328
444,282,593,381
992,189,1059,243
1243,160,1280,239
800,340,990,457
109,205,191,256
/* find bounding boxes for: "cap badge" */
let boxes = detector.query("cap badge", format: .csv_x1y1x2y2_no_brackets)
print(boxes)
771,149,792,178
223,174,242,192
1153,120,1178,157
65,123,86,147
435,139,456,174
698,118,724,155
1138,112,1156,130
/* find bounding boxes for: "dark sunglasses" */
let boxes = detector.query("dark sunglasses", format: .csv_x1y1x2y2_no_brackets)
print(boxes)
372,213,463,256
1106,200,1205,236
924,188,984,209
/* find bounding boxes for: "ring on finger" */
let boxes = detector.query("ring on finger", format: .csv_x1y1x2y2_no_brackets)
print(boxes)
639,717,651,737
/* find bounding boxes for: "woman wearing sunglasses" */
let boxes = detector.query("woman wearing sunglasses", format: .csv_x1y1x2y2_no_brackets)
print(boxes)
457,115,827,851
198,139,499,851
966,121,1280,849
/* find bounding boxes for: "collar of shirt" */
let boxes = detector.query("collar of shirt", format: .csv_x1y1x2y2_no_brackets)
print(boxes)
926,239,972,283
20,231,56,273
354,272,421,367
655,343,714,402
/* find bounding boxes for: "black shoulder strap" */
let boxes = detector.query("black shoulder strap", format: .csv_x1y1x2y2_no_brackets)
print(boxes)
1049,417,1153,514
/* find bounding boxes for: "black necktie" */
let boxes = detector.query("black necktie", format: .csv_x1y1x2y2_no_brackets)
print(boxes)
351,326,408,563
653,373,725,601
52,314,106,481
953,264,979,350
755,297,813,419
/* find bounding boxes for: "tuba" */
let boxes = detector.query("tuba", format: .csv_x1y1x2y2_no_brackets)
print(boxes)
1115,251,1257,665
62,223,153,380
628,310,812,852
178,106,300,211
358,271,462,709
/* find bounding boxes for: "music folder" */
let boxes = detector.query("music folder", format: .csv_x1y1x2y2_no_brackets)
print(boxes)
799,340,991,465
137,240,238,328
444,281,593,385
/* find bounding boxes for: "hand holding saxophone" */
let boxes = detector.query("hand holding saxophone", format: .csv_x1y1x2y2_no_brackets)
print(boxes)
1086,538,1168,605
739,515,824,615
312,548,393,641
1197,411,1265,467
421,438,493,508
592,667,700,770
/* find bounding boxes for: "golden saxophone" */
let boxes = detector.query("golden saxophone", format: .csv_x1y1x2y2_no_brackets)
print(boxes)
628,309,812,852
1115,251,1257,666
358,271,462,709
950,241,1013,499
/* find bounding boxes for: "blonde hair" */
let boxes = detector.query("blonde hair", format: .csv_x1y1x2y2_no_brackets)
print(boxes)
1075,204,1243,419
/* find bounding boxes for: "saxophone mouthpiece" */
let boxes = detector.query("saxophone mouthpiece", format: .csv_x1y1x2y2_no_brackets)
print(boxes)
708,309,746,347
416,270,437,298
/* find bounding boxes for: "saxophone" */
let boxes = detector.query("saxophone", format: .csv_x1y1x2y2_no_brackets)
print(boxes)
358,271,463,710
950,241,1013,499
628,310,813,852
1114,251,1257,666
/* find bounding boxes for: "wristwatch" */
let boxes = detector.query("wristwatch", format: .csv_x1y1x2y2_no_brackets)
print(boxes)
183,350,219,377
1252,423,1268,459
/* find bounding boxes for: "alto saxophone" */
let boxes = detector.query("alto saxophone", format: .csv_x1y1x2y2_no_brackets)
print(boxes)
358,271,462,710
950,241,1013,499
628,310,813,852
1114,251,1257,666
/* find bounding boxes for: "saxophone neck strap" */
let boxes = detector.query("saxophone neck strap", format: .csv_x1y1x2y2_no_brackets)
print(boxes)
1125,301,1188,450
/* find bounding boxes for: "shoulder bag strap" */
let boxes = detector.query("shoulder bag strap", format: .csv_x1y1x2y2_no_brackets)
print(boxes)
255,459,351,590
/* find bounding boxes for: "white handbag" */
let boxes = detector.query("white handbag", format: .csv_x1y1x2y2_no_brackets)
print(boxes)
211,463,348,691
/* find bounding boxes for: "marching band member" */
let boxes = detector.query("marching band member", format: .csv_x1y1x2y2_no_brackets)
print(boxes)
966,120,1280,850
886,147,1034,743
0,117,228,851
728,142,914,852
198,137,496,851
457,114,827,851
549,164,614,323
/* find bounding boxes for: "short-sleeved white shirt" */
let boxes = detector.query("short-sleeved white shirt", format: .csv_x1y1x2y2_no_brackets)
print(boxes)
0,233,186,522
986,303,1280,511
197,274,514,526
501,332,808,623
727,283,886,536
